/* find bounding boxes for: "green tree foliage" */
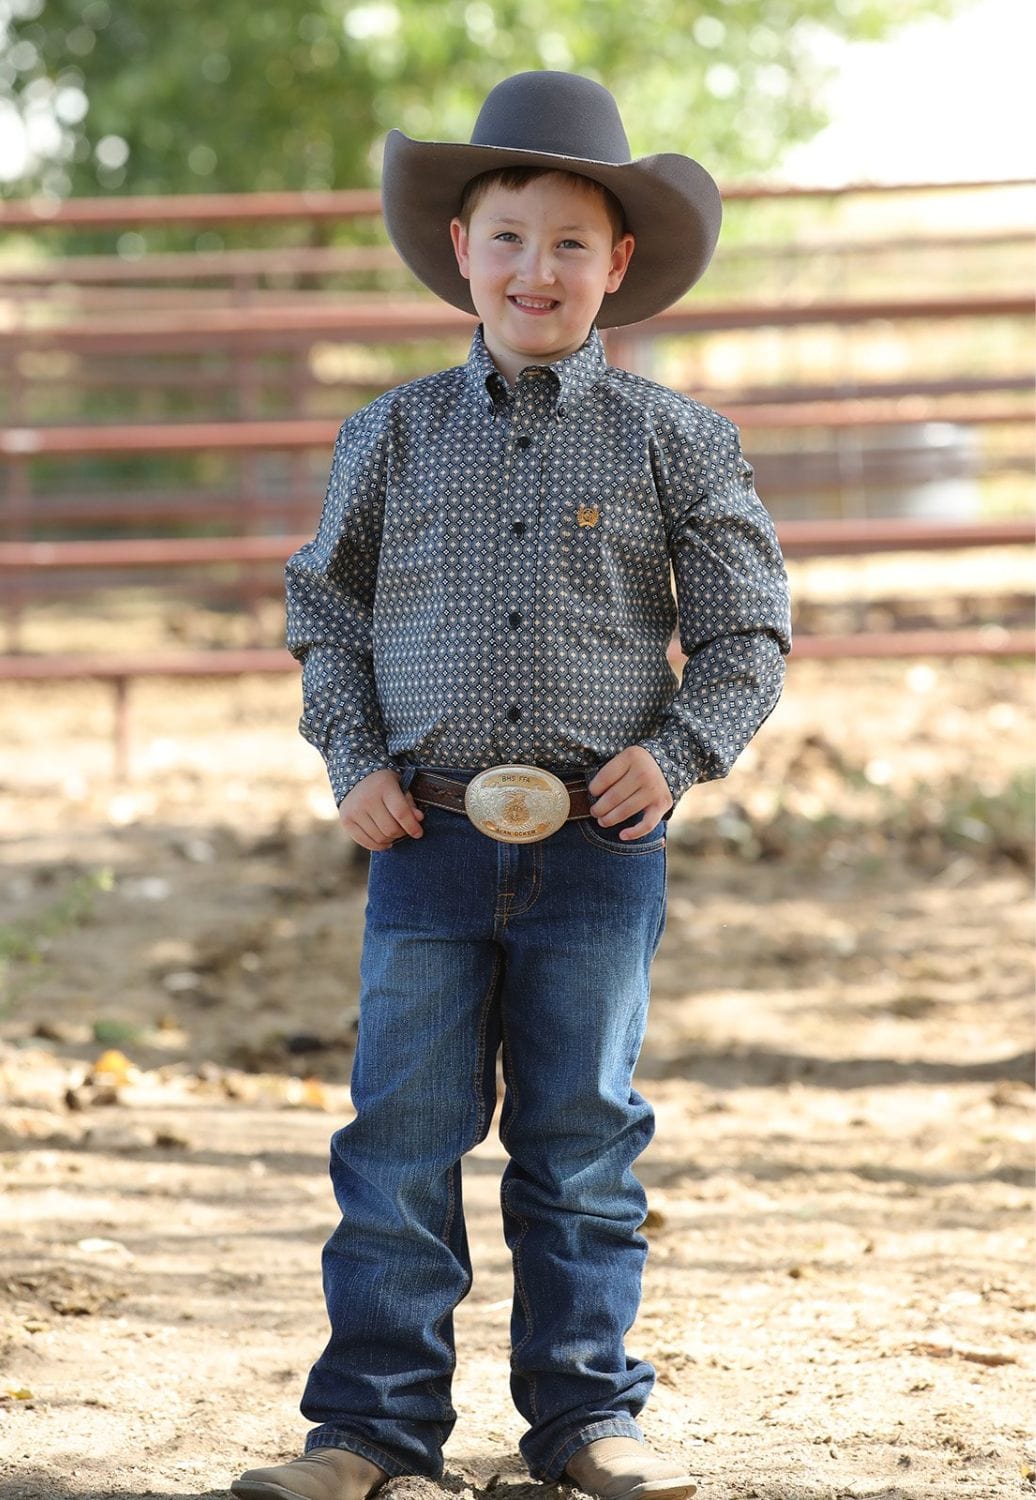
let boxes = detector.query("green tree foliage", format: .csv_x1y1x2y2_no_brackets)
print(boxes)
0,0,959,200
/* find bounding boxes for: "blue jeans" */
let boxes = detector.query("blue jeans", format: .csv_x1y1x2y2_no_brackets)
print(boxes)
301,769,668,1481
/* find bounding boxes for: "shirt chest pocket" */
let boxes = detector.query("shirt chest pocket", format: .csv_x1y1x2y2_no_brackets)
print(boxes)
378,488,445,585
558,483,669,606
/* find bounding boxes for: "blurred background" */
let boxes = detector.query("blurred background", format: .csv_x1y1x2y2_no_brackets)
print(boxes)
0,0,1033,1029
0,0,1031,682
0,0,1032,1057
0,7,1033,1495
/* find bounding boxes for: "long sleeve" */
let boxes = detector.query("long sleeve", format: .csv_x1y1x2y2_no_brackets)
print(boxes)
283,331,789,797
638,409,792,806
285,403,394,804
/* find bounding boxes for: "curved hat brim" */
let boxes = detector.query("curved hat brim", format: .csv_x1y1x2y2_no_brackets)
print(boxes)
381,132,722,329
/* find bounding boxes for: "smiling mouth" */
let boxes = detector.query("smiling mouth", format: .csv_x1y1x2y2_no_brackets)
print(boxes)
509,295,560,312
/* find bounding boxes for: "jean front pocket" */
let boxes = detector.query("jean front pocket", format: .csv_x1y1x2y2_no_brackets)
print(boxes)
578,814,667,855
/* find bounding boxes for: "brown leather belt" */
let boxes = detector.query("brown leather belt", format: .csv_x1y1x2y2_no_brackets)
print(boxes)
410,770,593,821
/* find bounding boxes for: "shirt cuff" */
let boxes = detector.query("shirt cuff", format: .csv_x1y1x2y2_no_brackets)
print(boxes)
322,739,395,806
635,738,704,810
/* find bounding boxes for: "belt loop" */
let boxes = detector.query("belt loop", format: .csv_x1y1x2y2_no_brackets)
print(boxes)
399,765,417,793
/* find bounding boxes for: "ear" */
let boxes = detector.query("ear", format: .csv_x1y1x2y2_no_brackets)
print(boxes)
449,217,471,280
605,233,635,295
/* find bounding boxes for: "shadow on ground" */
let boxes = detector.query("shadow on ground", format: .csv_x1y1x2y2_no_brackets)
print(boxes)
638,1042,1036,1089
0,1476,553,1500
0,1478,955,1500
0,1485,227,1500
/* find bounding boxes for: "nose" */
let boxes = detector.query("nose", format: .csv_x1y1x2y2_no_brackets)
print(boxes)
517,240,557,286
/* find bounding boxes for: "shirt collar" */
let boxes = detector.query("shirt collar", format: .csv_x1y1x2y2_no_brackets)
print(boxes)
464,325,509,412
463,324,608,415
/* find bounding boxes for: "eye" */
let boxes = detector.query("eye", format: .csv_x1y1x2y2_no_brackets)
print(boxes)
559,238,587,250
493,231,520,242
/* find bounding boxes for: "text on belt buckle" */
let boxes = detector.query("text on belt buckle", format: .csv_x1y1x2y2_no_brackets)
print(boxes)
464,765,570,843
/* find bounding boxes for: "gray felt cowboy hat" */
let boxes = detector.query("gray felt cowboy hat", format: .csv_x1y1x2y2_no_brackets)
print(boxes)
381,70,723,328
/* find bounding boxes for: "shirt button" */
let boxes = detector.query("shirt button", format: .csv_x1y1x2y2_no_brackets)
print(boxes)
508,611,522,629
507,705,522,723
512,521,526,536
516,435,531,449
557,404,568,418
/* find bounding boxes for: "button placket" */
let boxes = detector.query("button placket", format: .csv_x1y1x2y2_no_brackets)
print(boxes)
498,375,554,750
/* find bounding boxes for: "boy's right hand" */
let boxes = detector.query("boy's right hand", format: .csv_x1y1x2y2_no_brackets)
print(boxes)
338,769,425,851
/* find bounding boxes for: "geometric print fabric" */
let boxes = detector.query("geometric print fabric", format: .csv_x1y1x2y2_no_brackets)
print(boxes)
286,325,792,806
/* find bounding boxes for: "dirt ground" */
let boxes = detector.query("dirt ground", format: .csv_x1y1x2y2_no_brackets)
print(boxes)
0,585,1033,1499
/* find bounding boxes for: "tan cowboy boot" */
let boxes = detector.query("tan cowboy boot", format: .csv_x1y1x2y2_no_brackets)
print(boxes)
231,1447,388,1500
565,1437,698,1500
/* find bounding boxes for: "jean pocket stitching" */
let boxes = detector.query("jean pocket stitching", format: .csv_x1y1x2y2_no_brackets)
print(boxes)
578,819,666,855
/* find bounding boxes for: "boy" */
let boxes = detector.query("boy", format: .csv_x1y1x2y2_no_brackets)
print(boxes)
234,70,791,1500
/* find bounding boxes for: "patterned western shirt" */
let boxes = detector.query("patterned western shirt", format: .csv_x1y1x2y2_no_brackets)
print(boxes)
286,326,792,807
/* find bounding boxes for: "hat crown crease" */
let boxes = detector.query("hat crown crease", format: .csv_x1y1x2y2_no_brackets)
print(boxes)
470,71,631,165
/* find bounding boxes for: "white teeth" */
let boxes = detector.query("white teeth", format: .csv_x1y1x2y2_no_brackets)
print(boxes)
511,296,556,309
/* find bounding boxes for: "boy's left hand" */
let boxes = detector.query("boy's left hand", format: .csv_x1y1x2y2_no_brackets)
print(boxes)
588,746,673,841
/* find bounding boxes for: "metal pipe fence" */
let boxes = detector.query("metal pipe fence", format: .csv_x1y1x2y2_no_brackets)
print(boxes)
2,175,1032,721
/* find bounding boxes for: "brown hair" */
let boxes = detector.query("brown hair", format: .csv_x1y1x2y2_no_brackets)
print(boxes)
457,166,627,245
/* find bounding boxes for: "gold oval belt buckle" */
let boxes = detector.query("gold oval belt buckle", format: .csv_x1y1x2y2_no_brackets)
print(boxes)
464,764,571,843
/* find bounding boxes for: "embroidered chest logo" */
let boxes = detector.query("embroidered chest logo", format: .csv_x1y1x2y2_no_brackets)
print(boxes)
576,504,600,529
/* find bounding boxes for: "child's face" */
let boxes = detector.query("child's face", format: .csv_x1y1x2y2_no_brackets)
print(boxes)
449,172,635,386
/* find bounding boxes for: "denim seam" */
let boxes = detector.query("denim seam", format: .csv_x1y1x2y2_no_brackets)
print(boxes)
502,1176,538,1423
651,849,668,953
506,840,543,917
498,1006,518,1157
429,1160,461,1421
305,1429,415,1478
472,949,503,1143
495,842,516,932
430,947,501,1415
499,1008,539,1424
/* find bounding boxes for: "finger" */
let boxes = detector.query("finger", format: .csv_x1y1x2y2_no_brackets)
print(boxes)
367,801,414,843
383,785,425,838
618,807,667,841
592,774,643,823
344,802,403,851
345,819,394,852
596,791,649,827
590,762,641,810
588,755,630,798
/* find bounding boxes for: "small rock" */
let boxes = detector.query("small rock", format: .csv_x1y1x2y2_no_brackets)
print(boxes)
161,969,205,995
120,875,172,902
65,1083,120,1111
84,1123,154,1151
76,1237,133,1261
284,1032,329,1055
172,837,217,864
32,1019,85,1044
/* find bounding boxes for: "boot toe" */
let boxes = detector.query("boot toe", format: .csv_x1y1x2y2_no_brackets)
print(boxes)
231,1448,387,1500
564,1438,697,1500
